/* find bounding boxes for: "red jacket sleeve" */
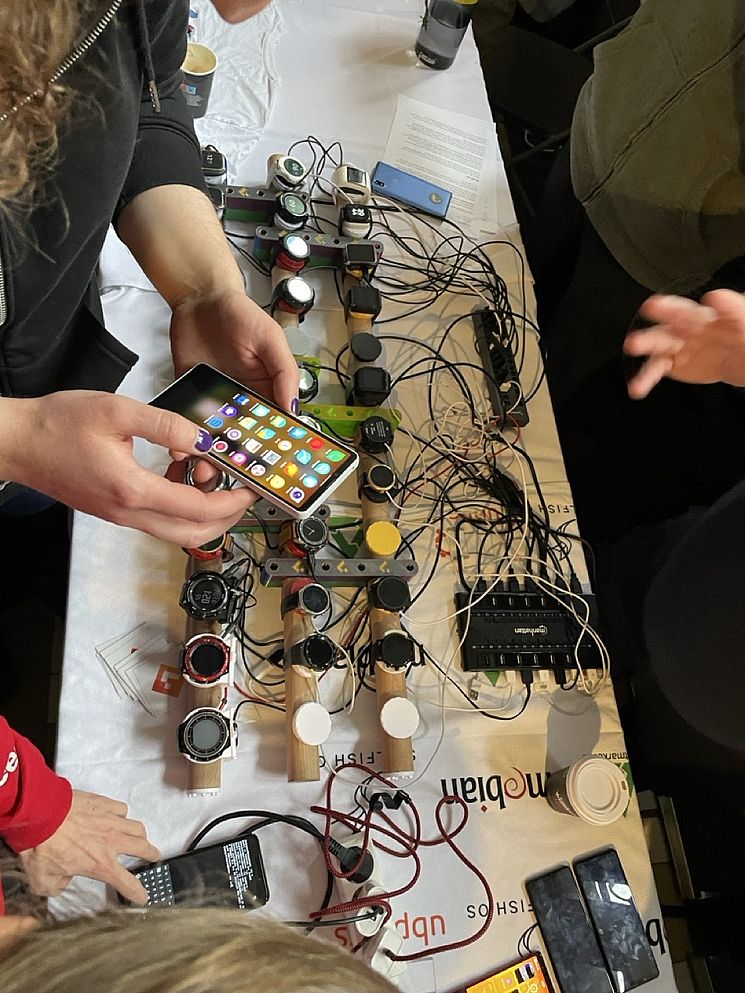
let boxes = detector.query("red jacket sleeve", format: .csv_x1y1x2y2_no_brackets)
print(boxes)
0,717,72,854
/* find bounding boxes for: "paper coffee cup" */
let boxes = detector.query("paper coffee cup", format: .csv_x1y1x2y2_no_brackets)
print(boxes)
546,755,629,825
180,42,218,119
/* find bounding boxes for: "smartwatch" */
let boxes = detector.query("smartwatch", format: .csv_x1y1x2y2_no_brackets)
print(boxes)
286,634,336,672
338,203,373,238
280,516,329,556
355,416,394,455
271,275,315,321
297,362,319,402
184,460,231,491
370,576,411,613
266,153,307,191
373,630,415,670
281,582,331,619
361,463,396,503
273,232,310,273
347,366,392,407
273,191,309,231
181,633,231,687
178,708,235,764
179,571,241,624
182,532,234,563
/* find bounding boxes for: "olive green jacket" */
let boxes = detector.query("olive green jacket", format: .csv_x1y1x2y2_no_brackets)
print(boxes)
571,0,745,293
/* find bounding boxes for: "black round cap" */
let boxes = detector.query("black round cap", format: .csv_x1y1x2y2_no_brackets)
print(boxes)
371,576,411,613
350,332,382,363
357,415,394,454
377,631,415,669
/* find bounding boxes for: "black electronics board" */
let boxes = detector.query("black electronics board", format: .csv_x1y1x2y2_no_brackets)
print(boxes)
455,587,603,674
471,307,530,428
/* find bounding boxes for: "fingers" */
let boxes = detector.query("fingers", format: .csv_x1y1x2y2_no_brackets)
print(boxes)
623,328,686,357
259,326,301,409
116,465,253,524
627,355,675,399
703,287,745,323
106,862,150,906
118,397,212,457
119,500,252,546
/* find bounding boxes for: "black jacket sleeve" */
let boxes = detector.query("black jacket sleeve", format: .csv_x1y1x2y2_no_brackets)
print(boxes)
114,0,207,226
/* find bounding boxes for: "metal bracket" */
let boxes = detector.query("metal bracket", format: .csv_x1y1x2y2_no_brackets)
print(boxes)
261,555,418,586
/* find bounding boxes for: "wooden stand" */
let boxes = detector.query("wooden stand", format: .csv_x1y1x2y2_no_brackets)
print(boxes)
282,586,324,782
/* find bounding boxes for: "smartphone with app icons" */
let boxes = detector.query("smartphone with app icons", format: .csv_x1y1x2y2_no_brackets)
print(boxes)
150,364,359,518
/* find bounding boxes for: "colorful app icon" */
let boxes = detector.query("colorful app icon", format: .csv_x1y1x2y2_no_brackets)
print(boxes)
301,474,319,488
296,449,311,465
288,487,305,503
238,416,257,431
277,439,293,452
263,451,281,465
251,403,271,417
309,438,324,451
269,415,287,428
244,438,262,453
211,439,229,454
205,415,224,430
230,451,248,466
268,475,286,490
226,428,242,442
314,462,330,475
285,463,299,478
257,427,276,440
250,463,267,477
327,450,345,462
288,427,307,440
219,404,238,418
233,394,250,405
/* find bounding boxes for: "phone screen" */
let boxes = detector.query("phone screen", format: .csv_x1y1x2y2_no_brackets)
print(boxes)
526,866,613,993
574,850,659,991
151,364,357,514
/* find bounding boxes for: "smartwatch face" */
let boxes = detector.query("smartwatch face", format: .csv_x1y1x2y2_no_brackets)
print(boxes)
187,574,227,614
188,641,228,678
302,585,330,615
182,711,230,761
152,365,358,515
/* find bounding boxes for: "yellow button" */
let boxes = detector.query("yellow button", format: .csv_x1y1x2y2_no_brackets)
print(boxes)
365,520,401,557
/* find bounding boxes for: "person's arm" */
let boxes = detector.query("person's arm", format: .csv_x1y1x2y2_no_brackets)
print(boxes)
0,718,159,907
113,4,298,410
623,290,745,398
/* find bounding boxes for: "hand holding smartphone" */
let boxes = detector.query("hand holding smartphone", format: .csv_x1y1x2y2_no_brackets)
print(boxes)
151,364,359,518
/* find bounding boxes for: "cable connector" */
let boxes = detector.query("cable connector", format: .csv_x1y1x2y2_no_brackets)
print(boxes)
368,790,409,812
520,670,534,689
327,838,375,884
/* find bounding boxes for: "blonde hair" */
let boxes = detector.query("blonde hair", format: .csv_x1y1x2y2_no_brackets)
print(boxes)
0,1,89,209
0,907,399,993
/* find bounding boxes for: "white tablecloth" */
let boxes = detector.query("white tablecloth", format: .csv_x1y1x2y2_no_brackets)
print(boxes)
55,3,677,991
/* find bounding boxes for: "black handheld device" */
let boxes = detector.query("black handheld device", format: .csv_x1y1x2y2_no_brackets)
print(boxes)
573,849,659,991
526,864,613,993
124,832,269,910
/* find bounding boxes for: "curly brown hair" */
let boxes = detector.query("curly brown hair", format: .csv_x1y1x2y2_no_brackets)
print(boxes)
0,1,89,209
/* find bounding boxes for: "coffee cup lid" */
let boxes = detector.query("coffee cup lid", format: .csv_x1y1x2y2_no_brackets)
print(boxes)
568,756,629,825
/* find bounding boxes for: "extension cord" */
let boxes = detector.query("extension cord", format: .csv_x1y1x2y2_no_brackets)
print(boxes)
359,924,407,982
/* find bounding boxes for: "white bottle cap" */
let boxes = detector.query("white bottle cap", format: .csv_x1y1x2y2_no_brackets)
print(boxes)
567,756,630,825
380,697,419,739
292,702,331,746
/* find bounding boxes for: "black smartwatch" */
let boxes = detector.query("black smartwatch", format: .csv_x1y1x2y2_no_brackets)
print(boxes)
181,633,231,686
286,634,336,671
297,362,319,402
178,708,235,764
281,583,331,618
356,416,394,454
271,275,315,321
373,630,415,670
361,463,397,503
370,576,411,613
179,571,241,624
347,366,392,407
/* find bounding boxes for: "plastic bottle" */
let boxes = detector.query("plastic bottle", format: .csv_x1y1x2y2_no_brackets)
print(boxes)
415,0,478,70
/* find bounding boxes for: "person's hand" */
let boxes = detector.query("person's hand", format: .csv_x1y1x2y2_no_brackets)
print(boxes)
623,290,745,398
2,390,256,544
18,790,160,905
169,289,300,410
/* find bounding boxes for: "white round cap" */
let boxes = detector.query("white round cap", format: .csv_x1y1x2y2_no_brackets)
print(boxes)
292,702,331,746
380,697,419,739
568,756,629,825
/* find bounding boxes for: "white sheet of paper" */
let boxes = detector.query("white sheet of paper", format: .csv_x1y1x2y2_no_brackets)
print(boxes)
382,95,501,233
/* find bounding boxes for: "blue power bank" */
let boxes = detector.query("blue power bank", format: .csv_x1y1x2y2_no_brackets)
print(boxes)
371,162,452,218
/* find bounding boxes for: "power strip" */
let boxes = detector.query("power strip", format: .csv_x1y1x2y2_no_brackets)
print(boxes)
471,307,530,428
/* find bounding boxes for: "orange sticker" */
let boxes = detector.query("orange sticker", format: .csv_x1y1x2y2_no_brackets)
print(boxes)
152,664,183,697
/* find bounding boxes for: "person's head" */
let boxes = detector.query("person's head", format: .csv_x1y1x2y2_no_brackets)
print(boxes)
0,906,398,993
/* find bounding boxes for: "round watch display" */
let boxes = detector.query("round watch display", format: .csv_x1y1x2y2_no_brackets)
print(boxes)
181,633,231,686
178,708,233,764
180,572,230,620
